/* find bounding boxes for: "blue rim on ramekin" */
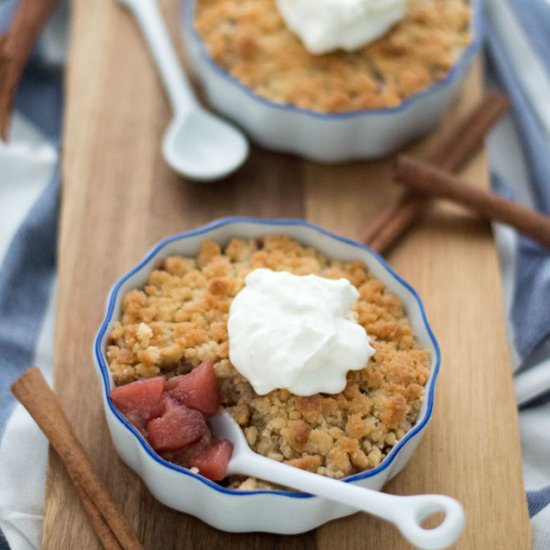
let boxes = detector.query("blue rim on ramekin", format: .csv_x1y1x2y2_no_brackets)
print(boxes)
94,217,441,498
182,0,483,121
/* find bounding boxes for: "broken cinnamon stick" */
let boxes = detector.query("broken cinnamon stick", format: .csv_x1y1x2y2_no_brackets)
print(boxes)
11,367,142,550
0,0,59,140
363,91,510,254
395,155,550,250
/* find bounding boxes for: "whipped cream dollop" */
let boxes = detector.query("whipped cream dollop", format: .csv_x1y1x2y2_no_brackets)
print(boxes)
276,0,406,55
228,269,374,396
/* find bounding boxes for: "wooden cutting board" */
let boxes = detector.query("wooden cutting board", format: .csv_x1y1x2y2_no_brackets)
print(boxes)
43,0,531,547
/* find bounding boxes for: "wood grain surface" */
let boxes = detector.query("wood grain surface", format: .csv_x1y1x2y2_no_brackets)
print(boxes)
43,0,532,548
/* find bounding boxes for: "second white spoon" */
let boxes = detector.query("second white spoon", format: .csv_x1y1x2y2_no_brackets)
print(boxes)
118,0,249,181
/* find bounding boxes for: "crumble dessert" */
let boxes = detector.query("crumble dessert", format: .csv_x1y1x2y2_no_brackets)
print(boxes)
107,236,430,488
192,0,472,113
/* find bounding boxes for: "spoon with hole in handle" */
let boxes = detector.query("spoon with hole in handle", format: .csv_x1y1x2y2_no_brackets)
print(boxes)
211,412,464,550
117,0,249,181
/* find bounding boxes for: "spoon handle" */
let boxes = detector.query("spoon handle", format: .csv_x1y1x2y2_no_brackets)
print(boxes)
235,453,464,550
117,0,197,117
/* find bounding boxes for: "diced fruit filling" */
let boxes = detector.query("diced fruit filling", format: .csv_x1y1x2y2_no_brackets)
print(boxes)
109,360,232,481
189,439,234,482
147,399,208,452
109,376,165,432
162,432,213,466
166,359,220,417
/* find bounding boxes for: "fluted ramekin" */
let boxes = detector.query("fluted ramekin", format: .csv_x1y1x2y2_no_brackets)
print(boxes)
181,1,482,163
93,218,441,534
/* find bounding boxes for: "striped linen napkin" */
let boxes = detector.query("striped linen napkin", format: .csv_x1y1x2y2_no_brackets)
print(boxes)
0,0,549,548
0,1,62,549
486,0,550,546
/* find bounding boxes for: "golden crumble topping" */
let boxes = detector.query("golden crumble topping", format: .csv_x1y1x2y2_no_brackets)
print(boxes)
107,236,431,488
193,0,472,113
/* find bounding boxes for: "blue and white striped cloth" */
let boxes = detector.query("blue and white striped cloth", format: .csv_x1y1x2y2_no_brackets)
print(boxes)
1,0,549,548
0,2,62,549
485,1,550,546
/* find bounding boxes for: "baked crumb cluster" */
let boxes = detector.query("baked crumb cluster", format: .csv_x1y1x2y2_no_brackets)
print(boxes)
107,236,430,488
193,0,472,113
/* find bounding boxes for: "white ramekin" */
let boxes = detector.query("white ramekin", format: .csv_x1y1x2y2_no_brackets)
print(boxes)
181,1,482,163
93,218,441,534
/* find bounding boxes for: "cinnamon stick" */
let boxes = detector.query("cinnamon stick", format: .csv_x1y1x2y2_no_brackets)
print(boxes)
0,0,59,140
11,367,142,550
363,91,510,254
395,155,550,250
70,476,124,550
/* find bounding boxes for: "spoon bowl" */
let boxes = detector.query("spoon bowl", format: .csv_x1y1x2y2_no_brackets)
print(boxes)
163,109,249,181
211,412,464,550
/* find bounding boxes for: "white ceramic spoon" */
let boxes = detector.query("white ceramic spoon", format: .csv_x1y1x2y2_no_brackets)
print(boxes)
211,412,464,550
118,0,249,181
